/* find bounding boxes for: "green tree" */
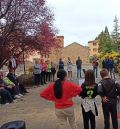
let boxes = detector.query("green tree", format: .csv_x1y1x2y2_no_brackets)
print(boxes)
111,16,120,52
97,26,113,53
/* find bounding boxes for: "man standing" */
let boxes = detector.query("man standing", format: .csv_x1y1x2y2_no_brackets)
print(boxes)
109,57,115,79
92,58,99,78
98,69,120,129
58,58,64,70
8,55,17,73
76,57,82,78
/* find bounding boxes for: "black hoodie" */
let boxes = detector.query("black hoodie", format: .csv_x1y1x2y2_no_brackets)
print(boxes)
98,78,120,100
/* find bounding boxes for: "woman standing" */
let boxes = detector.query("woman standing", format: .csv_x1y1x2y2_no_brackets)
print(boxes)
40,59,47,85
34,60,41,87
46,60,52,82
51,62,56,82
67,57,73,80
79,70,98,129
40,70,82,129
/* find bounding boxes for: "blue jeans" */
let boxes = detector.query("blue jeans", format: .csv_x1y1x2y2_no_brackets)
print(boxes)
93,67,98,78
77,68,82,78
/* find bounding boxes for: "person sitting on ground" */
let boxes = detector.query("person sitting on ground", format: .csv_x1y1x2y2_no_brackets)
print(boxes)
40,70,82,129
98,69,120,129
0,72,13,104
79,69,98,129
0,72,22,99
7,69,28,95
3,75,23,99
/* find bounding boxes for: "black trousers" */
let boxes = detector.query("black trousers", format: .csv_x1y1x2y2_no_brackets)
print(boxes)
5,86,20,98
82,107,96,129
51,72,56,82
102,102,118,129
18,84,27,94
34,74,41,85
0,89,13,104
46,72,51,82
41,71,46,85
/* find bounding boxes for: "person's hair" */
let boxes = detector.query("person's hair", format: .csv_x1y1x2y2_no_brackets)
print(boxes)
84,69,95,86
100,69,109,78
54,70,67,99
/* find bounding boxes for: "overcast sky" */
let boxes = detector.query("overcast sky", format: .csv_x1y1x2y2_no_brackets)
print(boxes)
47,0,120,46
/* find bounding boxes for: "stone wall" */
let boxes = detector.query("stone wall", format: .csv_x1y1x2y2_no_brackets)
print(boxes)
61,42,89,64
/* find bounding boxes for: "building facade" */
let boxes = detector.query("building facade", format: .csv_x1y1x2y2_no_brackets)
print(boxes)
27,36,89,64
60,42,89,64
88,40,99,57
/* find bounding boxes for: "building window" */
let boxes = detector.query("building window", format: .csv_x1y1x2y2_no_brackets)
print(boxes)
93,48,98,52
93,43,97,46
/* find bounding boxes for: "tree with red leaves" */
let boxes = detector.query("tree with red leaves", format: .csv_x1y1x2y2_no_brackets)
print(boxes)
0,0,58,68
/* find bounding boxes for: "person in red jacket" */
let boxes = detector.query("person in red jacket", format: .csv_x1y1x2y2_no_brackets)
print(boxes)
40,69,82,129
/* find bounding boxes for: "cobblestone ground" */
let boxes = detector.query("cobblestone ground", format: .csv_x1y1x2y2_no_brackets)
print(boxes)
0,65,120,129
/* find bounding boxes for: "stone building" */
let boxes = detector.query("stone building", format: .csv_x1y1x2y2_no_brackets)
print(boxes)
60,42,89,64
88,40,99,57
27,36,89,64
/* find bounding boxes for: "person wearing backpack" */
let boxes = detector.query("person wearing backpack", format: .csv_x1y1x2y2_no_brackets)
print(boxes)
79,69,98,129
98,69,120,129
40,70,82,129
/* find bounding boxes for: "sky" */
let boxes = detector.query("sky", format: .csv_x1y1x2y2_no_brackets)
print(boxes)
47,0,120,46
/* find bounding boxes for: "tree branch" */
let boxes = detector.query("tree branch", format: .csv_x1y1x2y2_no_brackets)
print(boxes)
0,0,13,19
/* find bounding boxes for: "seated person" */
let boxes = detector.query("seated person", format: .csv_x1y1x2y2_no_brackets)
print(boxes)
3,76,23,99
0,72,13,104
0,72,22,99
7,69,28,94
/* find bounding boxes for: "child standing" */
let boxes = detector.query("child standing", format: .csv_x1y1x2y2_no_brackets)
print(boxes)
40,70,82,129
98,69,120,129
79,69,98,129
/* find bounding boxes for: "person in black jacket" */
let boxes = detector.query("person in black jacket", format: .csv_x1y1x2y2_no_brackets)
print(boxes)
58,58,64,70
98,69,120,129
7,69,28,95
76,56,82,78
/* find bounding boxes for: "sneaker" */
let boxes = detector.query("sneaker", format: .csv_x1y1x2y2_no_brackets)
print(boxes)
13,100,18,103
14,95,21,99
5,103,10,105
18,94,24,97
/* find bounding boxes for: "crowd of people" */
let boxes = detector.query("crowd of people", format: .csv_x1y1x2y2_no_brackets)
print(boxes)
102,57,115,79
0,69,28,105
92,56,120,79
40,69,120,129
33,56,83,87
